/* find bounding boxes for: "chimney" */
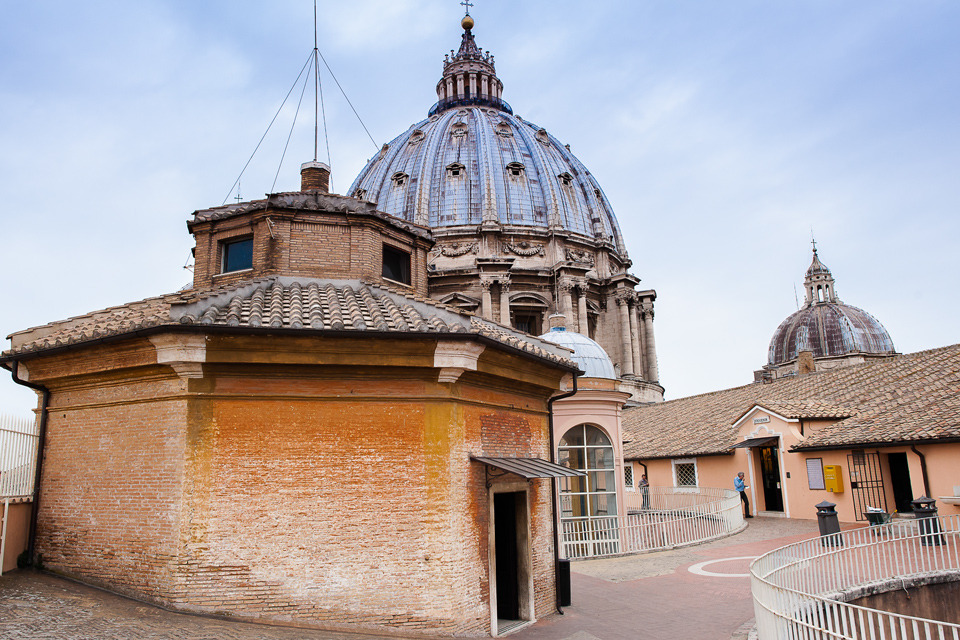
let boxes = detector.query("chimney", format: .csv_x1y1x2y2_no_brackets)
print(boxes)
300,161,330,193
798,350,816,375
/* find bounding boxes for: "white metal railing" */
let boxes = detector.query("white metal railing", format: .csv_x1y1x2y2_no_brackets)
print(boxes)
0,414,39,499
561,487,744,559
751,514,960,639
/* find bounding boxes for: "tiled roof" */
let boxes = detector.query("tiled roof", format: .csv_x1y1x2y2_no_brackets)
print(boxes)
623,343,960,458
2,277,577,370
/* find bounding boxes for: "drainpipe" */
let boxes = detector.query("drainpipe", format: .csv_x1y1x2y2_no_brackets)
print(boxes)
910,445,931,498
548,372,579,614
8,360,50,565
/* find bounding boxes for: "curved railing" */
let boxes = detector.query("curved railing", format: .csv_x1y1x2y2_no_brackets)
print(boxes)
751,514,960,639
560,487,744,559
428,95,513,116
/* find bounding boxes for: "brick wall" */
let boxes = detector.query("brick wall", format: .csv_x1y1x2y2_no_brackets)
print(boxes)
28,335,562,636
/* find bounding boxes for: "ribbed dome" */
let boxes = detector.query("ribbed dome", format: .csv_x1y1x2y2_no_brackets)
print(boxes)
538,327,616,379
348,108,627,253
767,303,895,365
767,245,895,367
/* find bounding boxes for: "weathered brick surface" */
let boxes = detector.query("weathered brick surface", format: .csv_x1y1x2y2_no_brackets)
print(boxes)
26,335,561,637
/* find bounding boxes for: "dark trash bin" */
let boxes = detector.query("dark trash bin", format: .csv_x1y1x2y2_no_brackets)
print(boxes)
557,558,571,606
911,496,944,546
816,501,842,547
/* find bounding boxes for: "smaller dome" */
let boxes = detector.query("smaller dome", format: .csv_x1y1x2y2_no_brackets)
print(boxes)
767,303,895,365
538,327,616,379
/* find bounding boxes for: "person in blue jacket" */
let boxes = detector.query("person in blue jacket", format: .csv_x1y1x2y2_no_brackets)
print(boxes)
735,472,753,518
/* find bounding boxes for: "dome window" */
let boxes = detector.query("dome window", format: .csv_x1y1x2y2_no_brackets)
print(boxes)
496,122,513,137
451,122,468,138
354,188,367,200
536,128,550,144
558,172,574,186
391,172,409,187
446,163,466,178
506,162,524,178
409,129,425,144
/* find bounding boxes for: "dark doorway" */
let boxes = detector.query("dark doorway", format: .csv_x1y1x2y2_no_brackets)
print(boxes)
848,451,887,520
759,445,784,512
494,492,520,621
888,452,914,513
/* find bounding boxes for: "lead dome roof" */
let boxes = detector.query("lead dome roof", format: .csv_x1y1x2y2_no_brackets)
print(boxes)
538,327,616,379
347,16,628,256
767,247,895,366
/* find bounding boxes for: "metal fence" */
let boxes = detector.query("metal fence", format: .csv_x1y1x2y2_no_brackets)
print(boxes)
751,514,960,639
0,414,39,500
561,487,744,559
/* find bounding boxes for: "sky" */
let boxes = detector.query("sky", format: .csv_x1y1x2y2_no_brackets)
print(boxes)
1,0,958,416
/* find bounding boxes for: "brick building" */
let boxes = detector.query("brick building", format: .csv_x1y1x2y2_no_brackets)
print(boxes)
0,161,589,636
0,12,655,635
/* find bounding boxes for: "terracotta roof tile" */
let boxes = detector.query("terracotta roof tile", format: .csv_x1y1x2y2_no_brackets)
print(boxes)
623,344,960,458
3,277,577,370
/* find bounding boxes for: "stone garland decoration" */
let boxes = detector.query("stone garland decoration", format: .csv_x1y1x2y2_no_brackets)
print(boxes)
434,242,478,257
501,241,545,257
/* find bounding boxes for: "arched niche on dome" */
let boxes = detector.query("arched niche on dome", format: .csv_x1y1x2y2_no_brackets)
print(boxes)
508,292,549,335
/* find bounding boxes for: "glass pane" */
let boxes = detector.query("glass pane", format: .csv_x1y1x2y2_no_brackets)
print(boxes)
558,448,585,471
586,447,614,469
585,426,611,446
589,471,616,493
223,238,253,273
566,493,589,518
559,426,584,447
590,493,618,516
559,475,586,494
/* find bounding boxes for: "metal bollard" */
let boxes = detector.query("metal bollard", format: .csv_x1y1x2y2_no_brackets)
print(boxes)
816,501,843,547
911,496,944,546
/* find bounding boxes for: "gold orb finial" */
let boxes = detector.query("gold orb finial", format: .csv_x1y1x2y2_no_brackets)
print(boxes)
461,14,474,30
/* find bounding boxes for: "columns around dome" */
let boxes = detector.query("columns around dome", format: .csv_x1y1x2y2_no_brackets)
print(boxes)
430,230,663,404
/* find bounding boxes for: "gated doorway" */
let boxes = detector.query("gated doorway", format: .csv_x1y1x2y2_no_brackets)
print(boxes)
848,451,887,521
887,452,914,513
759,445,784,512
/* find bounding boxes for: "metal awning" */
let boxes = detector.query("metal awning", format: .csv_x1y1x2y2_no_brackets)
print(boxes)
731,436,779,449
470,456,586,479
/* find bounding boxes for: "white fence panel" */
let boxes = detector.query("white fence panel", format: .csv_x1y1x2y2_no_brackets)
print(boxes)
0,414,40,499
751,513,960,639
562,487,745,559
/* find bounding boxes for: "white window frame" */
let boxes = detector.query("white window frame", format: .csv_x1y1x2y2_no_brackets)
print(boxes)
672,458,698,488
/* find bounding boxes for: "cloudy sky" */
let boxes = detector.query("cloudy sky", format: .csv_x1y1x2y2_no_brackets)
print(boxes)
2,0,958,415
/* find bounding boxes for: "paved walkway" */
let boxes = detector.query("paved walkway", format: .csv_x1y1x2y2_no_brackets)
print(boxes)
0,518,830,640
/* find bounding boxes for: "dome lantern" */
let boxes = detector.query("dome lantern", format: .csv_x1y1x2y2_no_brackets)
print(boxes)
432,14,511,117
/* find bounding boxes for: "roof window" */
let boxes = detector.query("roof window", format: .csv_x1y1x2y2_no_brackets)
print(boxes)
558,172,574,186
446,163,466,178
506,162,525,177
391,172,409,187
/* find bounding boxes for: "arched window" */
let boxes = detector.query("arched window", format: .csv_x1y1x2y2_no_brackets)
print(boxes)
558,424,617,519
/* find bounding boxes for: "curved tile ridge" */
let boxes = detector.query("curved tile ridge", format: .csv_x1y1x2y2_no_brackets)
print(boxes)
5,276,577,371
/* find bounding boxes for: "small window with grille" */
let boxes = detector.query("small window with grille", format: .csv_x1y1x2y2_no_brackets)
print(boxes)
673,459,698,487
623,465,634,490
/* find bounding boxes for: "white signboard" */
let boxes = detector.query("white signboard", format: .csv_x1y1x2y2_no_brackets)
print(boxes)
806,458,825,490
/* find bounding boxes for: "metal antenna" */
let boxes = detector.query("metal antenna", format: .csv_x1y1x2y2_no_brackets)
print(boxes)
314,0,319,162
794,283,800,310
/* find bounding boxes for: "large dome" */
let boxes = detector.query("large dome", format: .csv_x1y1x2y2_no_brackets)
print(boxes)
767,246,895,367
348,108,627,254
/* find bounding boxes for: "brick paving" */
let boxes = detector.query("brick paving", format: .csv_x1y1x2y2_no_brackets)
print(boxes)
0,517,828,640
